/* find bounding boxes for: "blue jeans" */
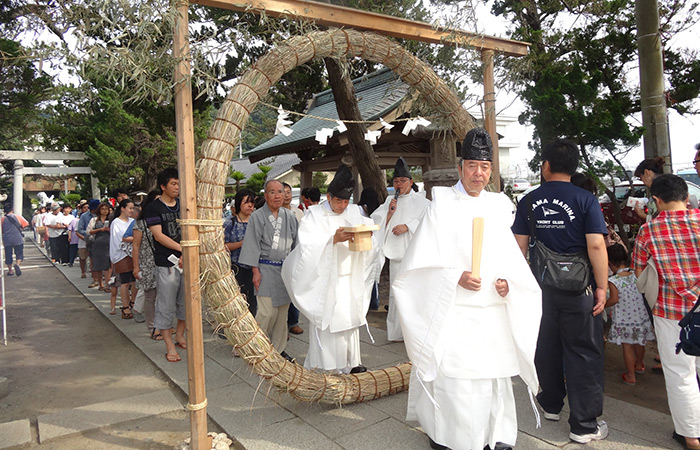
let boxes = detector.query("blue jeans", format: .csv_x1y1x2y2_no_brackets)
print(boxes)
4,244,24,265
68,243,78,265
288,303,300,328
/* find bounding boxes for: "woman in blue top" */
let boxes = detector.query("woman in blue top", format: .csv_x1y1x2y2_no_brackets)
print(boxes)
223,189,257,316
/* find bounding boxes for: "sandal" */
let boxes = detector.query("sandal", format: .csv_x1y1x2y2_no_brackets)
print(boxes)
109,309,116,315
175,341,187,350
165,353,181,363
151,329,164,341
622,373,636,386
103,286,112,292
121,306,133,319
635,363,645,374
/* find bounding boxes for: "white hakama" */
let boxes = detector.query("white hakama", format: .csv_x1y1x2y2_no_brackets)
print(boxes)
305,326,361,373
414,375,517,450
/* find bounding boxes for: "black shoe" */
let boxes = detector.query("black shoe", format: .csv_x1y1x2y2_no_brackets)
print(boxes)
384,304,389,311
494,443,513,450
429,437,447,450
672,431,700,449
350,365,367,374
280,351,295,363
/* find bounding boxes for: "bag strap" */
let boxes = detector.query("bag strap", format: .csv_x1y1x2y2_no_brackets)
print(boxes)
6,214,23,233
679,296,700,327
140,218,156,254
527,193,536,245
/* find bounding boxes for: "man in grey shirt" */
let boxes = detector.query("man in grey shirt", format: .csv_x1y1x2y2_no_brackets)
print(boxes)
240,180,298,360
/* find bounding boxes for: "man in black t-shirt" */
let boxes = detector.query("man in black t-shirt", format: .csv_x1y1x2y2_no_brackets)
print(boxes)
144,168,185,363
512,139,609,444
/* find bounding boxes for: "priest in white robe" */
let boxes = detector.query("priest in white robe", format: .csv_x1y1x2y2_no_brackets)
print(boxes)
393,129,542,450
371,157,430,341
282,164,378,374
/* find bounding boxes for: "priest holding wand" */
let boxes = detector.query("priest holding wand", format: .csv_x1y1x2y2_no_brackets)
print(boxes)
392,128,543,450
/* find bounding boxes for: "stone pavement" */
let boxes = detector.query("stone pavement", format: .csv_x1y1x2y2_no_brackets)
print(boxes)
7,240,685,450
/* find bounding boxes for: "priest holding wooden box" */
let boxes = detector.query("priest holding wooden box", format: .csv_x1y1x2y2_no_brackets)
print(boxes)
392,129,542,450
282,164,379,374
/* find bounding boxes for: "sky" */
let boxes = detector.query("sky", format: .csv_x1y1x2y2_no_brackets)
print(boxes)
457,0,700,175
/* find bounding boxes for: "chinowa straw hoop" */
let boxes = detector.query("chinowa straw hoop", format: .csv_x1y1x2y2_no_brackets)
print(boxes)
196,28,473,404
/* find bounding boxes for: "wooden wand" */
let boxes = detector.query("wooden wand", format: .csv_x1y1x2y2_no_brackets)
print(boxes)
472,217,484,278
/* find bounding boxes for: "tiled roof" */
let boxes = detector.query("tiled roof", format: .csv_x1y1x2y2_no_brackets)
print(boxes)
227,153,301,184
245,68,409,158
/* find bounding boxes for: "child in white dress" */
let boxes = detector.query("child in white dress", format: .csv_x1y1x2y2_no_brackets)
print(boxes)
605,244,656,386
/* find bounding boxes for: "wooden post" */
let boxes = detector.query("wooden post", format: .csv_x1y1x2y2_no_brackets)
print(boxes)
173,1,209,448
482,49,500,192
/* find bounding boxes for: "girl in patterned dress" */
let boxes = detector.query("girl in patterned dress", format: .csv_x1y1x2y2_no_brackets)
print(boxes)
605,244,656,386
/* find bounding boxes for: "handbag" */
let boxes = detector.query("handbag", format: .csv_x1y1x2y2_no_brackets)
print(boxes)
676,296,700,356
114,255,133,274
527,194,592,292
636,258,659,309
85,217,97,245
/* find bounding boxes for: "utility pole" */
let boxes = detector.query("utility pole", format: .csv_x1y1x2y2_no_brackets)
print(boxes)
636,0,672,173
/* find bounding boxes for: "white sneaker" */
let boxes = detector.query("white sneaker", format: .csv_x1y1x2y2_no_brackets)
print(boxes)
569,421,609,444
543,411,560,421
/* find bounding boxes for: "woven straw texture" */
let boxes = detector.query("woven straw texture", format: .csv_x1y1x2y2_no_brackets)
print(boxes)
196,28,472,405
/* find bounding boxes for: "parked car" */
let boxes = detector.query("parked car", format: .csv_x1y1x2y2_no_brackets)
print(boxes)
600,179,700,234
599,181,647,230
515,184,539,204
511,178,532,192
677,168,700,186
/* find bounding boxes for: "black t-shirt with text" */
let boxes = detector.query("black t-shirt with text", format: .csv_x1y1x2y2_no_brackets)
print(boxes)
144,198,182,267
512,181,608,254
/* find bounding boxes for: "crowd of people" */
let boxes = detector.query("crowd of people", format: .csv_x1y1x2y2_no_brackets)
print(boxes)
4,135,699,450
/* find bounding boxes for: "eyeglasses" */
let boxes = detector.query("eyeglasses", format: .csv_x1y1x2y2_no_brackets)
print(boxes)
694,159,700,164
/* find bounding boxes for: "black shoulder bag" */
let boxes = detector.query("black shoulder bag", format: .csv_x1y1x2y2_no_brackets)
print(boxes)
527,194,592,293
676,296,700,356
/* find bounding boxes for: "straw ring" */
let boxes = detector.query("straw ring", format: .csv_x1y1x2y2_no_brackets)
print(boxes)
196,28,472,405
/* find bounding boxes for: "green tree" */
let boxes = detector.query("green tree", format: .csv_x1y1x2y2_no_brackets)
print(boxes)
0,38,53,150
244,164,273,194
42,86,213,192
312,172,328,189
229,170,246,193
484,0,700,246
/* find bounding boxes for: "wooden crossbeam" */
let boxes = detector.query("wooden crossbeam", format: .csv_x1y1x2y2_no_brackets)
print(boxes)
191,0,530,57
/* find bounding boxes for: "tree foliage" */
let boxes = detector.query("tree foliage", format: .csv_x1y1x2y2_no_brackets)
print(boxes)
485,0,699,162
0,37,53,150
42,86,213,192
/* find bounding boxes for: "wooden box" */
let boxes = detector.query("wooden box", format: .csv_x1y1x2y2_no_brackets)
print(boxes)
344,224,380,252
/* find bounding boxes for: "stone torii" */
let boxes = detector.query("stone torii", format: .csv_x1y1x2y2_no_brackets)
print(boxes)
0,151,99,214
